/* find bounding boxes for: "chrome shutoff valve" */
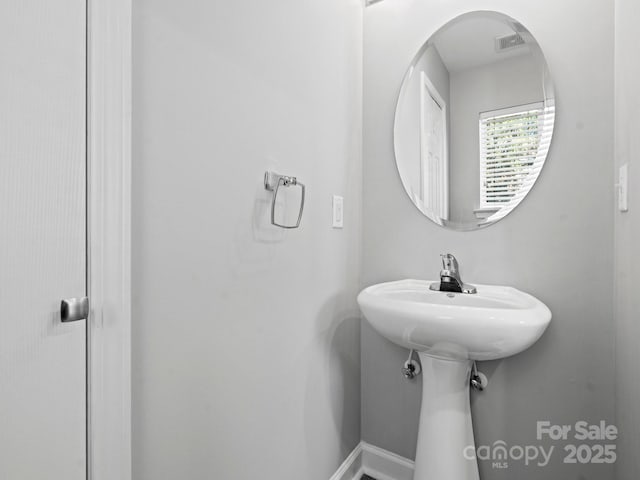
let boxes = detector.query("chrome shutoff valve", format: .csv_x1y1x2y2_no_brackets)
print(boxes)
402,350,421,379
470,362,488,391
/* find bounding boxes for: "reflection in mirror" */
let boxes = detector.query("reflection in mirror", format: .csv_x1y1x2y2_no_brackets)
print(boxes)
394,11,555,230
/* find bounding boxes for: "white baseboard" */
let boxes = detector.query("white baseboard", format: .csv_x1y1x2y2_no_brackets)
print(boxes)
330,443,364,480
361,443,414,480
330,442,415,480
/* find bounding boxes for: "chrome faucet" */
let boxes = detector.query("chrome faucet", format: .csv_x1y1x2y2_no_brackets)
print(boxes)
430,253,477,294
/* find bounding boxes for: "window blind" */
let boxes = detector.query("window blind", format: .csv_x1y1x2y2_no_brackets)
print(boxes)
479,102,554,208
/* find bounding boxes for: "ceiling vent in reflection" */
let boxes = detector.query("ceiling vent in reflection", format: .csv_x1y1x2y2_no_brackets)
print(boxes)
495,33,526,52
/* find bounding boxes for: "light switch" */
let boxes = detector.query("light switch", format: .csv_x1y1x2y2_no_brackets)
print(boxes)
332,195,344,228
619,163,629,212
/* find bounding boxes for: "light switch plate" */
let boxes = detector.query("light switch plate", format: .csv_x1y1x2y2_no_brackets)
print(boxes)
619,163,629,212
332,195,344,228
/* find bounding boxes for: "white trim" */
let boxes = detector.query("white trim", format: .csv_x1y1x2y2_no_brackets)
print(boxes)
329,442,415,480
479,102,544,120
86,0,132,479
329,444,364,480
361,443,415,480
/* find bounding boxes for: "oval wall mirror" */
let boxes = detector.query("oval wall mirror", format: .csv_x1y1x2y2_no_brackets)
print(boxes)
394,11,555,230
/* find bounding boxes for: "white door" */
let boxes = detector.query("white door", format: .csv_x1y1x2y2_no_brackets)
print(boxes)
419,72,448,221
0,1,87,478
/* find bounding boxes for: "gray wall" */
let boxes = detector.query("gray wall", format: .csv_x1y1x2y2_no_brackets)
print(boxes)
132,1,362,479
363,1,615,479
614,0,640,477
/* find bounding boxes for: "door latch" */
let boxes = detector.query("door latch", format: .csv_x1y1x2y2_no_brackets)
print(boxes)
60,297,89,322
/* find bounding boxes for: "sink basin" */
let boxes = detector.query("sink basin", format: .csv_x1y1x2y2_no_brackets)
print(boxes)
357,278,551,480
357,279,551,361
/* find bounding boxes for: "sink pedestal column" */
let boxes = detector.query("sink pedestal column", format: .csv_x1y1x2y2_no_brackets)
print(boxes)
413,353,480,480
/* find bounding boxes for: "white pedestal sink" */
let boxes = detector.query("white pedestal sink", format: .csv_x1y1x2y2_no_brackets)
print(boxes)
357,279,551,480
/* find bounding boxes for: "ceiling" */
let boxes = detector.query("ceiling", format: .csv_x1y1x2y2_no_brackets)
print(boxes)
432,16,532,74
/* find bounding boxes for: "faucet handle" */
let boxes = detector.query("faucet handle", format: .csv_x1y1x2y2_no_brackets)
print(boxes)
440,253,458,272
